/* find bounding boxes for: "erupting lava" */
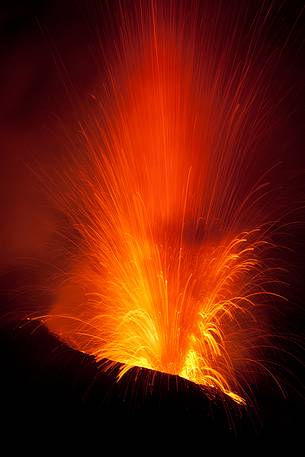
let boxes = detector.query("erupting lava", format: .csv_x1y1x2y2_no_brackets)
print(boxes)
42,1,288,405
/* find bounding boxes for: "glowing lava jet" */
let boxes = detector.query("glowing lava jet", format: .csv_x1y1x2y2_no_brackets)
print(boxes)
43,1,287,406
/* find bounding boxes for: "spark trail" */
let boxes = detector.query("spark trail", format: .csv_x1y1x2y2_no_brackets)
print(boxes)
42,1,290,405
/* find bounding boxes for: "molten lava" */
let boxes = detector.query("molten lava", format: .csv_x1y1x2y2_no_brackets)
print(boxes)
42,1,286,405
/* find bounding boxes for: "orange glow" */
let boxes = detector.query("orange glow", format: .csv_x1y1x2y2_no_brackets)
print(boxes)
41,2,285,406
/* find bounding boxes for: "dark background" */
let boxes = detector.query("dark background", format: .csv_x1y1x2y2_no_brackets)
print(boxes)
0,0,305,448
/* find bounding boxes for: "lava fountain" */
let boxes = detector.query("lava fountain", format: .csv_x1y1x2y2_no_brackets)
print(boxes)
41,1,290,406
